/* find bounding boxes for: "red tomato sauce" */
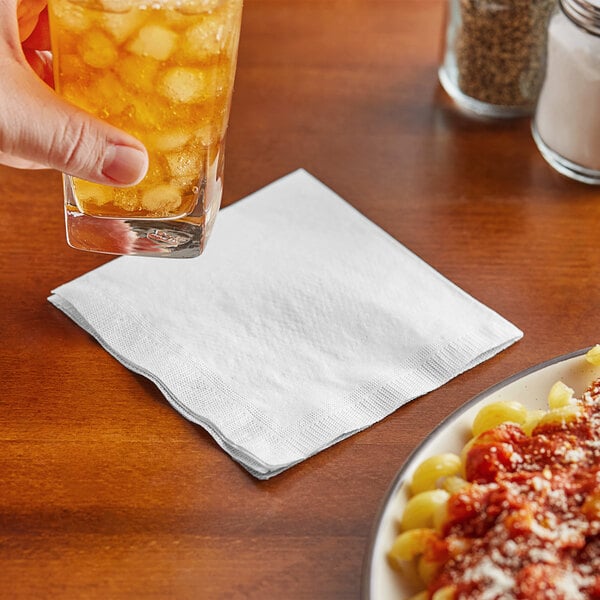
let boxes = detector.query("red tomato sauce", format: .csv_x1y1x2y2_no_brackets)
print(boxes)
427,379,600,599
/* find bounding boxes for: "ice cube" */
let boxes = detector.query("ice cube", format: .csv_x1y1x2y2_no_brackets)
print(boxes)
113,188,142,212
141,184,182,212
100,0,135,12
74,180,110,206
158,67,211,103
102,10,148,44
166,149,203,180
81,30,118,69
92,73,129,117
174,0,225,16
52,4,91,32
195,122,218,146
147,130,192,153
183,17,224,61
123,96,165,130
118,54,159,93
162,9,193,28
127,24,178,61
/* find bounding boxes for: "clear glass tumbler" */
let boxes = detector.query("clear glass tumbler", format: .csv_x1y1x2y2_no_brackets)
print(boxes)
48,0,243,257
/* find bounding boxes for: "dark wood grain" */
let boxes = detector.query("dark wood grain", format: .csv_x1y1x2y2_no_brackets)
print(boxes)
2,1,600,598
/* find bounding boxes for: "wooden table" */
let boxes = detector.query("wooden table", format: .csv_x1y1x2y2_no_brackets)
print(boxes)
2,1,600,598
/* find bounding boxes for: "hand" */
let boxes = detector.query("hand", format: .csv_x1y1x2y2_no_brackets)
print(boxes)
0,0,148,186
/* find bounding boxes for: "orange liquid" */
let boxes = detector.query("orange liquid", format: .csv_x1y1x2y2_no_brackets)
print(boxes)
48,0,242,219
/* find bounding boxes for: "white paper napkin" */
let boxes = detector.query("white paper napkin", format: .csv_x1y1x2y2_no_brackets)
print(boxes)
49,169,522,479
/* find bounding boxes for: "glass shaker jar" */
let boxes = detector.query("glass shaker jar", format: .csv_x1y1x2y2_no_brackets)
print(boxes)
439,0,556,118
532,0,600,184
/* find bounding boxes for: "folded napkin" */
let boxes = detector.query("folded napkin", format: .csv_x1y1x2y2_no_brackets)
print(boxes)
49,169,522,479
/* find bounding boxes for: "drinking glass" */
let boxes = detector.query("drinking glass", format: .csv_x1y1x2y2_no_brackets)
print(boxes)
47,0,243,257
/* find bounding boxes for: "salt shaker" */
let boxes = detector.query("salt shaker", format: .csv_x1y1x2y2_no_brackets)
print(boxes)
439,0,556,118
532,0,600,183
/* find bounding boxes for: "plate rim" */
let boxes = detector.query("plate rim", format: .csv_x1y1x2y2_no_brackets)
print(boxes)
360,345,594,600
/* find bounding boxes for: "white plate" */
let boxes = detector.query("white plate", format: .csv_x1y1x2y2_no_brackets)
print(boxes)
361,347,600,600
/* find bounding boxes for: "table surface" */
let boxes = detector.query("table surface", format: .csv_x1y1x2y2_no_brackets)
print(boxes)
2,1,600,598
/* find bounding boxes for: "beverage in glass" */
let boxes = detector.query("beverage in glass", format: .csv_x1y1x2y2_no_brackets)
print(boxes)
47,0,243,257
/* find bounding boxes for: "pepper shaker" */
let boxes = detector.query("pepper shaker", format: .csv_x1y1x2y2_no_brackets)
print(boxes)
532,0,600,183
439,0,556,118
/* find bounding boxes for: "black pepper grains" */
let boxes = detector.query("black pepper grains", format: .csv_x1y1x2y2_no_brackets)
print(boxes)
439,0,556,117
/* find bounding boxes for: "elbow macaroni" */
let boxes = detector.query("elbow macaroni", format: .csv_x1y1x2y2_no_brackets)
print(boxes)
387,346,600,600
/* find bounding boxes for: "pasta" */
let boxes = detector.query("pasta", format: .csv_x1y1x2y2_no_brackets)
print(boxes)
388,345,600,599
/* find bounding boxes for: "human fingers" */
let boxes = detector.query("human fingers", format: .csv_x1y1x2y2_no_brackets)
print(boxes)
0,150,48,170
0,62,148,185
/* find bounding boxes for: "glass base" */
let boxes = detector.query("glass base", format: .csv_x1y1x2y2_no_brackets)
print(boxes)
62,164,223,258
438,66,534,119
65,204,209,258
532,122,600,185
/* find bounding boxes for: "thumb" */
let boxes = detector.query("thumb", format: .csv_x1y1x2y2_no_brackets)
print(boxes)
0,62,148,186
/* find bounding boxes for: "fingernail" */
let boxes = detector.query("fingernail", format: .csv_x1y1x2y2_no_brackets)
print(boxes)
102,144,148,185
